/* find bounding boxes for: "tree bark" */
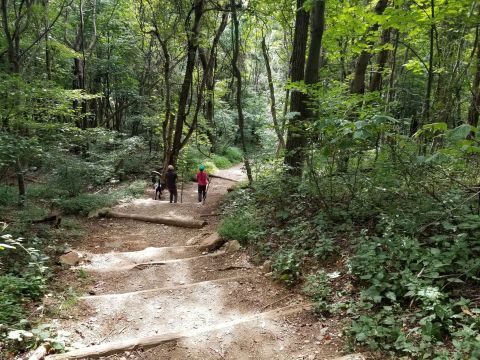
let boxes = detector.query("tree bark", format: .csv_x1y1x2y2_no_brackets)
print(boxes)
231,0,253,184
369,28,391,92
284,0,310,176
261,36,286,151
169,0,205,167
349,0,389,95
468,29,480,128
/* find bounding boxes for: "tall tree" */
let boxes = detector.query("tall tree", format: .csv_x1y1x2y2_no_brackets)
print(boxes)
284,0,310,176
231,0,253,183
349,0,389,95
169,0,205,167
261,36,286,151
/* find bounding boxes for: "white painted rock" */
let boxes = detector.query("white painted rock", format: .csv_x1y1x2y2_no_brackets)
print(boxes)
224,240,241,253
59,251,82,266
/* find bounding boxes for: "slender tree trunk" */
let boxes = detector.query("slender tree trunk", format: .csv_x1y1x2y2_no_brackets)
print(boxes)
170,0,205,167
261,36,286,151
424,0,435,123
468,31,480,128
231,0,253,183
369,28,391,92
349,0,389,95
284,0,310,176
200,13,228,152
43,0,52,80
387,29,400,106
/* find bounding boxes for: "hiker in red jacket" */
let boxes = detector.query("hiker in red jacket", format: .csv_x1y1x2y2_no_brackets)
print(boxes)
196,165,209,203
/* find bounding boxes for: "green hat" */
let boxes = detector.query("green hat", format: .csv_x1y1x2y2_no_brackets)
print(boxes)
199,164,205,171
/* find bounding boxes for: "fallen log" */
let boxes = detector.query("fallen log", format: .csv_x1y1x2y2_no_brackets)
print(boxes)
98,210,207,229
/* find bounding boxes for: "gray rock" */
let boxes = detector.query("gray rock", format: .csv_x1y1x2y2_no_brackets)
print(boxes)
59,251,82,266
224,240,241,253
262,260,272,273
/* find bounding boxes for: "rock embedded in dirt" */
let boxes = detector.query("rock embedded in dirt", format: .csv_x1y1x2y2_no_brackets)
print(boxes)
224,240,241,253
198,232,225,252
59,251,83,266
262,260,272,273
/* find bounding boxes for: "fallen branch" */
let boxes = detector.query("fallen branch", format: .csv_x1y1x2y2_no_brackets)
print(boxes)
132,262,166,270
99,210,207,229
217,265,252,271
261,294,291,311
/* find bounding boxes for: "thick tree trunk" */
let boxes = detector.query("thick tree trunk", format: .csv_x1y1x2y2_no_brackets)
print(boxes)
231,0,253,184
284,0,310,176
170,0,205,167
349,0,389,95
261,36,286,151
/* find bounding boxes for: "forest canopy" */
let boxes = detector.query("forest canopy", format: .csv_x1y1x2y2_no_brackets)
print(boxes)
1,0,480,358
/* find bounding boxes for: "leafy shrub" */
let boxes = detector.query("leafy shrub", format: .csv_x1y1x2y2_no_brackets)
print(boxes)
212,155,232,169
303,271,332,314
0,274,45,325
0,185,17,207
57,193,115,216
272,247,302,286
311,237,337,260
57,181,146,216
218,206,261,244
222,146,243,163
50,161,92,197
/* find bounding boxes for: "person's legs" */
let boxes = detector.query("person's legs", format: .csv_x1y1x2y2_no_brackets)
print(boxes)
198,185,202,202
169,188,174,203
172,188,178,203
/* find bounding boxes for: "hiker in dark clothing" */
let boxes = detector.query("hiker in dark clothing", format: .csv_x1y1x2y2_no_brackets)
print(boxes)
165,165,178,203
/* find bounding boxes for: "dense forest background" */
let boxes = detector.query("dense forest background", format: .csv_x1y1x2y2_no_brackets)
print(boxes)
1,0,480,358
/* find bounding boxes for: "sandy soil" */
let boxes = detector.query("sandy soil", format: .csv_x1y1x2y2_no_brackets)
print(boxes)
47,166,357,360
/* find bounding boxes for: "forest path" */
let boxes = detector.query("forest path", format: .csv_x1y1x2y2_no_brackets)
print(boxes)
47,166,359,360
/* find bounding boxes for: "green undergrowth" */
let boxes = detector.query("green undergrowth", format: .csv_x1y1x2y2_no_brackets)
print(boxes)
179,146,243,180
219,157,480,359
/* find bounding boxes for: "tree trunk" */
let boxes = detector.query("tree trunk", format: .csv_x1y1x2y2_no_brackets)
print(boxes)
284,0,310,176
468,30,480,128
349,0,389,95
423,0,435,125
15,158,26,207
369,28,391,92
231,0,253,184
261,36,286,151
170,0,205,167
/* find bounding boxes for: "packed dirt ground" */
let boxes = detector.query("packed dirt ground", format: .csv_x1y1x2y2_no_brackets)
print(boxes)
44,166,364,360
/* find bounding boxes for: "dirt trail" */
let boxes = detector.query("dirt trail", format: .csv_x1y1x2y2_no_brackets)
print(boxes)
47,166,361,360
